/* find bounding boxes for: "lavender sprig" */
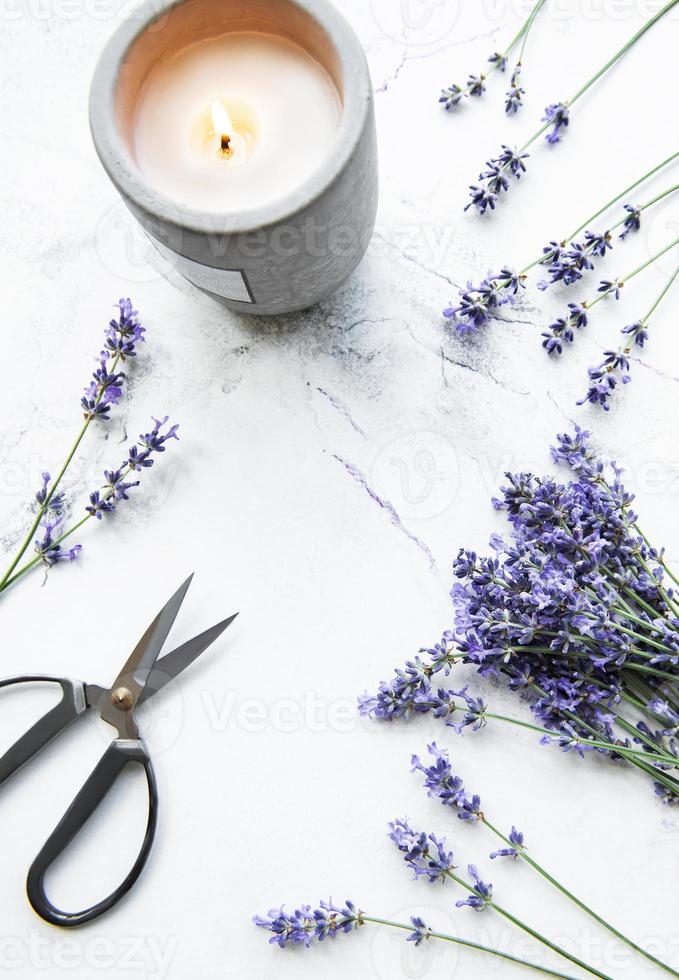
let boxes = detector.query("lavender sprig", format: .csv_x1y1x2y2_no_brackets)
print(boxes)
465,0,679,214
439,0,546,114
579,262,679,410
388,818,610,978
0,299,145,592
410,742,677,975
19,417,179,584
444,178,679,337
253,900,577,978
542,235,679,357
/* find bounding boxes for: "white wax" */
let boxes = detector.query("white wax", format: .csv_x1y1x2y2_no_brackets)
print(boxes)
132,32,342,213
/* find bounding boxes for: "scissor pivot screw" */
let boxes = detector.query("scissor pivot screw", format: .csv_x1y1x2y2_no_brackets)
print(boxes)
111,687,134,711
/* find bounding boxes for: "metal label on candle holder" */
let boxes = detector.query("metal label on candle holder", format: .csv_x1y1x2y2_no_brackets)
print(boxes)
153,240,255,304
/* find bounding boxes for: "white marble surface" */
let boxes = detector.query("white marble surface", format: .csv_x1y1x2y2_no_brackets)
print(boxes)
1,1,678,977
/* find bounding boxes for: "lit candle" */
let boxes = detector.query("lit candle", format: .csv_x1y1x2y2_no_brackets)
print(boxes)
90,0,378,315
132,32,343,213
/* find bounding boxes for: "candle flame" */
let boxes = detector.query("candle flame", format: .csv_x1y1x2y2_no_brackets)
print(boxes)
211,100,234,142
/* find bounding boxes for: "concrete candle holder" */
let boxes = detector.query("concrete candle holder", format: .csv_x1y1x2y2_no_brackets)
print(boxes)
89,0,378,315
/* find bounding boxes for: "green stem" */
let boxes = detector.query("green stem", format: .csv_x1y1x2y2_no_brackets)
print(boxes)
586,236,679,312
483,712,678,766
566,0,679,109
448,870,612,979
527,681,679,796
0,458,137,594
507,2,679,168
518,183,679,276
361,915,577,979
516,0,546,63
566,155,679,244
643,262,679,320
635,523,679,591
0,418,89,590
481,818,679,977
0,350,123,591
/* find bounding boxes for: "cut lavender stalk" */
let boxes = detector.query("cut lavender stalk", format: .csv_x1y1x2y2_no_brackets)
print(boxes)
0,299,144,591
465,0,679,214
2,417,179,592
439,0,546,113
0,301,181,595
444,157,679,336
579,262,679,410
542,235,679,356
388,818,611,979
411,742,679,976
253,900,578,978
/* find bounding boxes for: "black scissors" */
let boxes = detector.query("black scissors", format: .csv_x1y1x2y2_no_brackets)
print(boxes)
0,574,236,928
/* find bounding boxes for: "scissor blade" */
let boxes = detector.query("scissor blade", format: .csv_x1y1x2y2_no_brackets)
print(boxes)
137,613,238,706
108,575,194,701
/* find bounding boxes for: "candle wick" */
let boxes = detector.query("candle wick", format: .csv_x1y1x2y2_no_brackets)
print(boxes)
220,133,232,157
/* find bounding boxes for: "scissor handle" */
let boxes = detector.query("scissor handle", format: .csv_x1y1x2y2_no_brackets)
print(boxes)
26,738,158,928
0,675,87,787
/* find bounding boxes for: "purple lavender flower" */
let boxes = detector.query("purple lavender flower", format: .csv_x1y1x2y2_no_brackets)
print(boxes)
86,490,116,520
35,473,65,518
598,278,623,300
455,866,493,910
104,469,140,501
583,230,612,258
538,242,594,290
407,916,432,946
505,64,524,113
388,818,454,884
466,74,486,97
79,301,144,422
488,52,507,72
34,522,81,567
443,270,525,335
620,204,641,240
578,350,631,411
439,83,463,110
253,900,360,948
85,416,178,520
490,827,525,859
466,146,529,214
127,446,154,471
541,303,589,355
411,742,476,816
80,396,113,422
139,416,180,453
105,298,145,360
542,102,569,143
621,320,648,347
451,691,487,733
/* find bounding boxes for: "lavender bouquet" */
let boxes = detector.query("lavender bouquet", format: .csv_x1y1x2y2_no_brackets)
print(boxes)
0,300,178,595
360,427,679,807
254,434,679,977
